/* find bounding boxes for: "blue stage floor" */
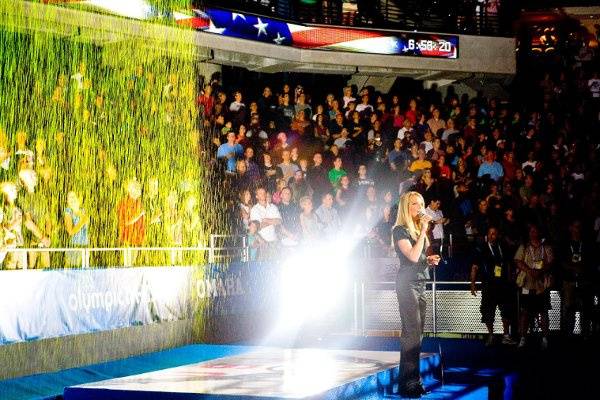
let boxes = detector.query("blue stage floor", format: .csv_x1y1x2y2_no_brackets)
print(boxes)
0,337,515,400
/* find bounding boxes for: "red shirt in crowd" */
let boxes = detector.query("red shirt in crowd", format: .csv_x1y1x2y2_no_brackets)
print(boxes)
117,197,146,246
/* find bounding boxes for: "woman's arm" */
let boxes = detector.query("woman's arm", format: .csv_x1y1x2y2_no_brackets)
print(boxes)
396,218,430,263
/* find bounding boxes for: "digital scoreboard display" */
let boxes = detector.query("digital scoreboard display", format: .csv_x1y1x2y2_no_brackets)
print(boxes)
199,8,459,59
45,2,459,59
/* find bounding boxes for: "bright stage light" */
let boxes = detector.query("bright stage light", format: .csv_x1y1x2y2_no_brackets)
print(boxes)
86,0,154,20
278,240,351,330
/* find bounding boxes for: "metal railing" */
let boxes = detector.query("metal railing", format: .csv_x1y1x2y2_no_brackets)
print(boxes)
0,234,249,270
354,280,572,335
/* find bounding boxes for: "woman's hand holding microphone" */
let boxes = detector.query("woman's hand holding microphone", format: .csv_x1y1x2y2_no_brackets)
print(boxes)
418,210,441,267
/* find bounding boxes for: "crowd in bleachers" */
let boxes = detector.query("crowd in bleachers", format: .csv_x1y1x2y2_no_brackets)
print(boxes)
208,44,600,337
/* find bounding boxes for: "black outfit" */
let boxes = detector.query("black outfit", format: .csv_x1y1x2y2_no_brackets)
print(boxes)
560,240,592,335
474,241,515,325
392,225,430,394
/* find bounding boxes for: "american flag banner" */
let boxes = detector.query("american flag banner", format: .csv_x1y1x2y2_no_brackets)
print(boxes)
42,1,458,59
199,8,458,59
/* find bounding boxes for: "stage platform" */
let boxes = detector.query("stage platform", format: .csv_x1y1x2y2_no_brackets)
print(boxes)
64,347,440,400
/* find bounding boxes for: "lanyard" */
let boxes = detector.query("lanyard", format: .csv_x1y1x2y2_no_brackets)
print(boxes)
570,241,582,255
488,242,503,259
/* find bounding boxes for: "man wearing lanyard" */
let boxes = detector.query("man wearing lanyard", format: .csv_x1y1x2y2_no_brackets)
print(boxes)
471,226,517,346
560,220,591,337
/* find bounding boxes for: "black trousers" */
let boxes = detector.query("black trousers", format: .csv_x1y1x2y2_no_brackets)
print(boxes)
396,279,427,390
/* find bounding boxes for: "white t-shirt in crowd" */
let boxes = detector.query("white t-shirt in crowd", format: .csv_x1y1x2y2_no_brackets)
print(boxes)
398,128,412,140
250,202,281,242
425,206,444,240
588,78,600,98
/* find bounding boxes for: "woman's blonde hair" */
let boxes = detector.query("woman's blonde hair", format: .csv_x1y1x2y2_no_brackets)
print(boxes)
393,191,429,246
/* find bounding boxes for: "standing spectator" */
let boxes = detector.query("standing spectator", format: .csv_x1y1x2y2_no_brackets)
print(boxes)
328,156,347,189
514,224,554,349
250,187,282,255
427,108,446,136
0,182,25,269
425,198,449,254
478,150,504,182
307,152,330,202
217,132,243,174
63,191,90,267
299,196,320,242
117,179,146,266
18,169,50,269
559,220,593,337
278,149,300,184
288,170,313,203
408,148,432,173
247,220,266,261
314,192,341,238
278,187,300,246
470,226,517,346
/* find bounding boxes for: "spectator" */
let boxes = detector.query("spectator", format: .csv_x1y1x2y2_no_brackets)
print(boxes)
64,191,90,267
299,195,320,242
18,168,51,268
408,148,432,173
559,220,593,337
328,156,347,189
0,181,25,269
314,192,341,238
514,224,554,349
249,187,282,253
117,179,146,266
247,220,266,261
470,226,517,346
278,187,300,246
217,132,243,174
477,150,504,182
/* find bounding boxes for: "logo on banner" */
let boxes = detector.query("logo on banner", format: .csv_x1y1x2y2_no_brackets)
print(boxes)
195,273,244,299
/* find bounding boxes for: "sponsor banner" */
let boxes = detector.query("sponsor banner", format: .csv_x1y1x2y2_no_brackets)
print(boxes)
0,267,192,345
0,263,279,345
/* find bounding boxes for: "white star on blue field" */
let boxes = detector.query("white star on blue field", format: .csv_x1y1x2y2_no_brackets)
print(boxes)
206,9,291,46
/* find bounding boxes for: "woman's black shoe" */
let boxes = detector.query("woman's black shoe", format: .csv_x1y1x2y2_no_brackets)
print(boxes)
399,384,426,398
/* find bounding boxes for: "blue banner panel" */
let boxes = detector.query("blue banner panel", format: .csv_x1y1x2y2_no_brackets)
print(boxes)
0,267,192,345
